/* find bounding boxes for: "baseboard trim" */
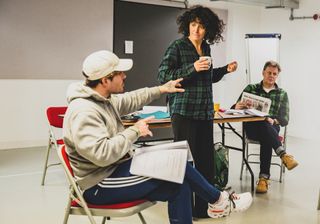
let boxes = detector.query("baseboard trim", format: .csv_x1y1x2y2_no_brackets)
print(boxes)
0,139,47,150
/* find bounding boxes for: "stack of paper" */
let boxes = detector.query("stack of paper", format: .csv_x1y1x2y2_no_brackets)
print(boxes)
223,108,268,117
130,141,192,184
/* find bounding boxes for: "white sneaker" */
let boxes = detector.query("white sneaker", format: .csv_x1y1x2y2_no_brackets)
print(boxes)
207,191,252,218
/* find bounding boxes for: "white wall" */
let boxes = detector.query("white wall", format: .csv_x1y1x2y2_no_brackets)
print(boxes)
0,80,78,149
259,0,320,139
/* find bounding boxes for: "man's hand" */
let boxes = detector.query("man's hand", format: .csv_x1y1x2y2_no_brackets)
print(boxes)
235,102,247,110
159,78,185,94
194,58,211,72
266,117,275,125
235,100,253,110
227,61,238,73
266,117,279,125
134,116,154,137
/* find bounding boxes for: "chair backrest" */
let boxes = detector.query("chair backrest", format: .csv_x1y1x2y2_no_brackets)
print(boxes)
57,145,79,193
281,125,287,147
60,145,74,177
46,106,67,146
46,107,67,128
41,107,67,185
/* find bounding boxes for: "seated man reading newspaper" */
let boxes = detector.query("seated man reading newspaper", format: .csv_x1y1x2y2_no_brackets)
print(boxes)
233,60,298,193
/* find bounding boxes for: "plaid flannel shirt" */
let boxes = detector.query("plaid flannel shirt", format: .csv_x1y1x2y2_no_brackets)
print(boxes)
158,37,228,120
237,81,289,126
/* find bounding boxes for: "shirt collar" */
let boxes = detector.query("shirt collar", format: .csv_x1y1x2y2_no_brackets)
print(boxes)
183,37,209,56
259,81,279,93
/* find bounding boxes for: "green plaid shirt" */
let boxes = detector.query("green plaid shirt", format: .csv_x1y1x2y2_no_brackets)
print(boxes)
237,81,289,126
158,37,228,120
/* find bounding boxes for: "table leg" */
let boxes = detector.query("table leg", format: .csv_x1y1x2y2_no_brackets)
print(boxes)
242,124,255,192
222,123,225,145
217,122,255,192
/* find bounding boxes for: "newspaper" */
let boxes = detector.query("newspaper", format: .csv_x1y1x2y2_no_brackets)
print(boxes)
130,141,192,184
241,92,271,114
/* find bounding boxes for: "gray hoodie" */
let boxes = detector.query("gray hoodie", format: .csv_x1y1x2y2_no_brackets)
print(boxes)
63,82,161,190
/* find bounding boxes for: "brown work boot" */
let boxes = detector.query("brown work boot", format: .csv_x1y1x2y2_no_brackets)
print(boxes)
281,153,298,170
256,178,269,194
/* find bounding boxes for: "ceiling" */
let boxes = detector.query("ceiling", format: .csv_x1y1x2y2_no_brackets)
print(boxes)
209,0,299,9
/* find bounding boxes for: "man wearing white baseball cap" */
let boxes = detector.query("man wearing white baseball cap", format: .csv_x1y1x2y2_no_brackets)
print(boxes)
63,50,252,224
82,50,133,80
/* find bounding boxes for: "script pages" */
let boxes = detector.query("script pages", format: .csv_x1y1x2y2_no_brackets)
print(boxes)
129,141,192,184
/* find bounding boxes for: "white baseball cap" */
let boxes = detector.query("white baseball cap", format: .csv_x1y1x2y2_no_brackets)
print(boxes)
82,50,133,80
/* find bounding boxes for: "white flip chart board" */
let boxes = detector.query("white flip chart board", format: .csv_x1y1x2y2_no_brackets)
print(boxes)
245,33,281,85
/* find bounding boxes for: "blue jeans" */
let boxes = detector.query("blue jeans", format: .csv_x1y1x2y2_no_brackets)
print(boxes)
83,160,221,224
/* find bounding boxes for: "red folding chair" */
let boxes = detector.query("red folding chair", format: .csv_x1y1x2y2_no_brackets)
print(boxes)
41,106,67,185
57,145,156,224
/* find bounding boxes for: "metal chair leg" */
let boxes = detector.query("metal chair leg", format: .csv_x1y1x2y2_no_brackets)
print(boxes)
317,189,320,210
279,165,283,183
138,212,147,224
239,142,248,180
279,161,285,183
41,139,52,185
63,191,72,224
239,160,244,180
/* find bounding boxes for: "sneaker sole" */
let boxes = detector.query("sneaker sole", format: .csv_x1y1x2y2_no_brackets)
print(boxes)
208,197,253,218
207,210,229,219
233,194,253,213
233,200,253,213
256,189,268,194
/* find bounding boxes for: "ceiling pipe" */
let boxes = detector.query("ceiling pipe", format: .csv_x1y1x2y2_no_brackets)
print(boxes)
121,0,188,8
209,0,299,9
166,0,188,8
265,6,285,9
289,8,319,21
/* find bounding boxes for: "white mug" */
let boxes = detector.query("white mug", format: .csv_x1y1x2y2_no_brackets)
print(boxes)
199,56,212,67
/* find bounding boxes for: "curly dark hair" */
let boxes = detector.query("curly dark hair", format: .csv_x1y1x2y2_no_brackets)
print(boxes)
177,5,225,44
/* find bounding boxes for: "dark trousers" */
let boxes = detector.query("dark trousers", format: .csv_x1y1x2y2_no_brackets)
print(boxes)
83,160,221,224
171,114,215,218
244,121,282,178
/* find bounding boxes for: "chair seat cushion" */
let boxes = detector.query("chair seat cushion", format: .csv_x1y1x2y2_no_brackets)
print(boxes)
247,135,284,144
57,139,64,145
71,199,148,209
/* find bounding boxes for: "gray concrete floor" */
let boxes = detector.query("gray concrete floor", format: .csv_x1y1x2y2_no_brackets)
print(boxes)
0,133,319,224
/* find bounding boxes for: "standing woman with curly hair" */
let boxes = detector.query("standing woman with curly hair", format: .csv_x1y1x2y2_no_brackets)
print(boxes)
158,5,238,219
